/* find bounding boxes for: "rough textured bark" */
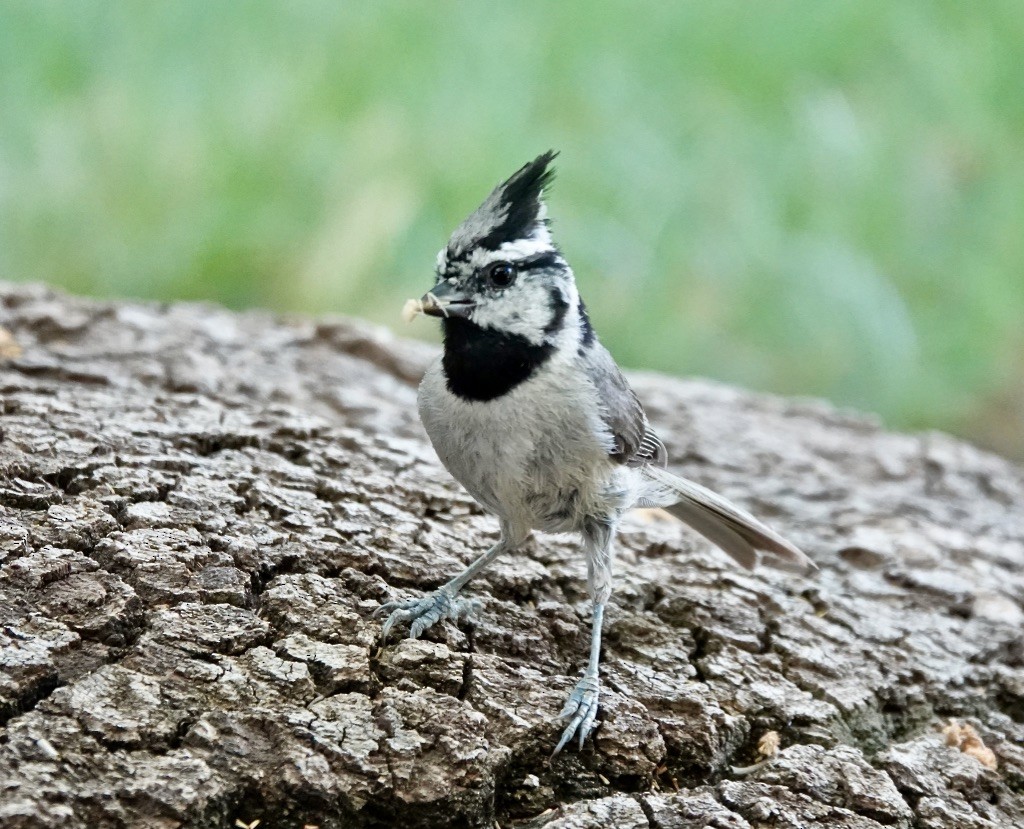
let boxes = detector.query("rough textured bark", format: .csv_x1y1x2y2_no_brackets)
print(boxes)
1,282,1022,829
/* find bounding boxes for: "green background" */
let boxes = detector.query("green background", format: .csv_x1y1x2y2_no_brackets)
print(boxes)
3,2,1023,459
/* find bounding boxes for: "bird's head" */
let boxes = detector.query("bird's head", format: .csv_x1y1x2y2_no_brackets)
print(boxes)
418,151,584,350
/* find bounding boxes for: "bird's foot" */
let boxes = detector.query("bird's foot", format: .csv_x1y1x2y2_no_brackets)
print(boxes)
374,588,476,641
552,672,600,755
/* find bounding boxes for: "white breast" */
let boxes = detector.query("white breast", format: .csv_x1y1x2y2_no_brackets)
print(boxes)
417,354,621,534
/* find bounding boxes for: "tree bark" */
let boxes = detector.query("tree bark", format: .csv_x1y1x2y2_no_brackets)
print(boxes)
1,283,1022,828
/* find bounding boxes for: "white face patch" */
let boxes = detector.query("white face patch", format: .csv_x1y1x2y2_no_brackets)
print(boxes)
467,274,580,347
469,280,554,344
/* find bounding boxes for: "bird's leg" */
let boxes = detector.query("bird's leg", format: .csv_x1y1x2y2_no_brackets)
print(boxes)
554,516,615,754
554,601,604,755
376,522,521,641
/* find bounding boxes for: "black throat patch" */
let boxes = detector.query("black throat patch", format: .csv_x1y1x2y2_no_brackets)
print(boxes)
441,318,554,402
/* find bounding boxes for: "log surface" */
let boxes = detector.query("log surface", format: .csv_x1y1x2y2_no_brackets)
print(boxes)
1,284,1022,828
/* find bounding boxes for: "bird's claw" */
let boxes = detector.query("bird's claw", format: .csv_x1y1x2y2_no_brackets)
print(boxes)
374,589,475,641
552,673,600,755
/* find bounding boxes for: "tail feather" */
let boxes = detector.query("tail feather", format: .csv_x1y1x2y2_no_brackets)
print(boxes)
639,465,814,572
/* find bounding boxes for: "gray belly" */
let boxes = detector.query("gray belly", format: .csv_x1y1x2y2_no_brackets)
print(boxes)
417,357,618,532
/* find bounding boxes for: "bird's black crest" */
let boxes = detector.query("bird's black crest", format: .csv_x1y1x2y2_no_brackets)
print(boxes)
448,151,559,258
485,150,557,245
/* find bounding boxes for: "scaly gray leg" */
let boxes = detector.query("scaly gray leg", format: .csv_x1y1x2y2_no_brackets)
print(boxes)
376,523,522,640
553,515,615,754
554,601,605,754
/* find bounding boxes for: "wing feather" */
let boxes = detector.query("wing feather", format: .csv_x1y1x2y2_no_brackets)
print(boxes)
580,343,666,467
641,465,814,571
580,342,812,572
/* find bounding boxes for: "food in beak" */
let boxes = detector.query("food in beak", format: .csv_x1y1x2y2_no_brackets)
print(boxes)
401,298,424,323
401,292,454,322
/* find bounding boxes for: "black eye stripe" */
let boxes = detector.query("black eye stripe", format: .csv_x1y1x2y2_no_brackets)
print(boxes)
477,251,562,277
516,251,564,272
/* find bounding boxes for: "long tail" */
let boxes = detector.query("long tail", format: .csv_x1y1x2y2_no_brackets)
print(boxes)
639,465,814,572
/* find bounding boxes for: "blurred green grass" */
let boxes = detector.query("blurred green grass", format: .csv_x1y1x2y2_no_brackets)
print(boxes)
2,1,1023,458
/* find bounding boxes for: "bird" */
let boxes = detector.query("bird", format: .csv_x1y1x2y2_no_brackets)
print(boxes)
376,151,814,755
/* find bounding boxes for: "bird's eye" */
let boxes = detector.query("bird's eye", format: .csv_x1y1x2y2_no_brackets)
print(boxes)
485,261,517,288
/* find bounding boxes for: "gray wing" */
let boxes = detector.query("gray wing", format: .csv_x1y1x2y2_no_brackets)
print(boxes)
580,343,667,468
581,344,813,572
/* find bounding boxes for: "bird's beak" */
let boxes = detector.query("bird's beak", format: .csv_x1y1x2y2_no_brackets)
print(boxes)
420,282,476,319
